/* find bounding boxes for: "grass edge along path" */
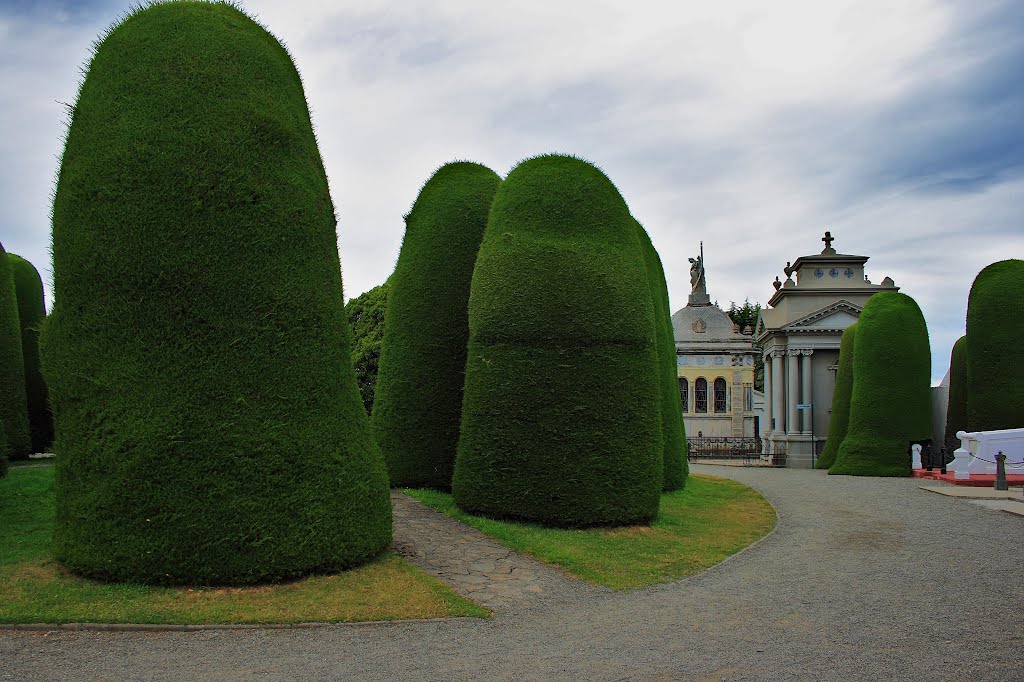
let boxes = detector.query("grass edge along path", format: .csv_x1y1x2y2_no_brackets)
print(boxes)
0,465,487,625
406,473,776,591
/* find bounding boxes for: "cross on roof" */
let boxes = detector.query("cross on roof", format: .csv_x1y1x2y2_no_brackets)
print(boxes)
822,231,835,250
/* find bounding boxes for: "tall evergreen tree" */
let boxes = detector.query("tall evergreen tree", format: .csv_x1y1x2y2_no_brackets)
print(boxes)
0,244,30,461
816,323,856,470
44,2,390,585
965,260,1024,433
372,162,501,489
8,254,53,454
831,293,931,476
454,155,663,526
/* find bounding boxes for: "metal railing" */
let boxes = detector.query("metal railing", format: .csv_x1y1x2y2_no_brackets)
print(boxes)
687,437,763,463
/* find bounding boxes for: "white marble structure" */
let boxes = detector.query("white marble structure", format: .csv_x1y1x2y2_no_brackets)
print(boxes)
949,428,1024,479
755,232,899,468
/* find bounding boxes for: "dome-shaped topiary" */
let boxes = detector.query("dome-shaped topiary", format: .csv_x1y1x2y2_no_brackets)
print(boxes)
0,244,30,462
816,323,856,470
453,154,663,527
0,422,7,479
372,162,501,489
965,260,1024,433
943,335,967,458
43,1,391,585
8,254,52,455
831,293,931,476
634,220,687,490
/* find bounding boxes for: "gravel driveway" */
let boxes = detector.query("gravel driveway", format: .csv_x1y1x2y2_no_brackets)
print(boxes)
2,464,1020,681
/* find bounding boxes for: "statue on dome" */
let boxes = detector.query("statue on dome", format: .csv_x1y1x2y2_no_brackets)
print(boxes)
688,244,707,296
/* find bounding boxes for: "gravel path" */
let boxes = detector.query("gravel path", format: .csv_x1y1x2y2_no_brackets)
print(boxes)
3,465,1021,681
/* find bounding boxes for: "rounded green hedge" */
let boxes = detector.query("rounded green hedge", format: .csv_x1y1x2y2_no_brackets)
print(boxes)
8,254,52,455
43,2,391,585
831,293,931,476
966,260,1024,433
943,335,967,458
816,323,856,470
452,155,663,527
635,220,687,490
372,162,501,489
0,244,30,462
0,422,7,479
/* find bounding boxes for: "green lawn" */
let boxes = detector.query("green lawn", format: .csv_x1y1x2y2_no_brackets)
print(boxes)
405,474,776,590
0,465,487,624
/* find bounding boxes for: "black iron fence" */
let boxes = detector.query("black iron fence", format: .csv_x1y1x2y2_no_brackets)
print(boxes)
687,437,762,462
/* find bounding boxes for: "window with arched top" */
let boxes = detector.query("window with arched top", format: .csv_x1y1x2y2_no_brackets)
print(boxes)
714,378,727,413
679,378,688,413
695,378,708,413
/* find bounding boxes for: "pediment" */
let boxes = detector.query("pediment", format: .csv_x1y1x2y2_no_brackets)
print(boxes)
784,300,862,330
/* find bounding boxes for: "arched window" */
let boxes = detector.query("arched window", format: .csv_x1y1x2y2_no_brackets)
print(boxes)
695,378,708,413
714,378,727,413
679,378,688,413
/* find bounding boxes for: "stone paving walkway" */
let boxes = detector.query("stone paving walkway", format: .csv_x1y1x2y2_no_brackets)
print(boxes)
390,491,602,610
2,465,1021,681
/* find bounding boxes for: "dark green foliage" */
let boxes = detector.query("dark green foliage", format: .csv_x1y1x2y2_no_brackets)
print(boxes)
816,323,856,469
453,155,663,526
372,163,501,489
345,282,389,415
43,2,391,585
0,425,7,479
965,260,1024,433
943,335,967,457
0,244,30,462
830,293,931,476
727,300,764,390
635,220,687,490
8,254,52,454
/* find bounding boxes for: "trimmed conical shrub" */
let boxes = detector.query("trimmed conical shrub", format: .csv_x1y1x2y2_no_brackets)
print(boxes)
0,244,30,461
43,2,391,585
943,335,967,457
372,162,501,489
8,254,52,454
966,260,1024,433
831,293,931,476
635,220,687,490
816,323,856,469
453,155,663,527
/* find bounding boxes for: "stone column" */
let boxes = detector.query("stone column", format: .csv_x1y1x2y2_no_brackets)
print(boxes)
801,350,814,433
786,350,799,434
771,351,785,434
764,355,773,436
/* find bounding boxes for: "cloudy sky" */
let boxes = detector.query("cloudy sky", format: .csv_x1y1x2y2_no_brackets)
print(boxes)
2,0,1022,383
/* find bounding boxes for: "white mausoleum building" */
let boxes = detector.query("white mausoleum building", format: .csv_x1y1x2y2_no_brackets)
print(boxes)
755,232,898,467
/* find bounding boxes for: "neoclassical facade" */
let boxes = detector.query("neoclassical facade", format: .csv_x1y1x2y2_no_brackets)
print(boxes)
672,251,758,439
755,232,899,467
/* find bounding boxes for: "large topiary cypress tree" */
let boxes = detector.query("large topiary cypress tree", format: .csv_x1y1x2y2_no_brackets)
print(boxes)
8,254,52,455
372,162,501,489
0,423,7,479
43,1,391,585
943,335,967,457
816,323,857,470
635,220,687,490
830,293,931,476
0,244,30,461
965,260,1024,433
453,154,663,527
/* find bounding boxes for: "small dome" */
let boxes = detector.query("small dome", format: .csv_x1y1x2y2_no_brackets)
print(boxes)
671,304,741,343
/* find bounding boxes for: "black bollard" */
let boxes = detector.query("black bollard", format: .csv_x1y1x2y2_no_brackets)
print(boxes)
940,447,948,475
995,451,1008,491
